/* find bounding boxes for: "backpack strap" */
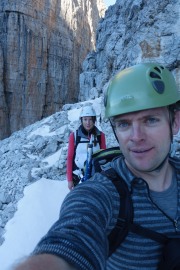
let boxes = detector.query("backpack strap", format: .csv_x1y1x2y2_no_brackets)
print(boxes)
97,134,101,146
74,130,80,151
101,168,134,256
102,168,168,257
129,222,167,244
74,130,88,153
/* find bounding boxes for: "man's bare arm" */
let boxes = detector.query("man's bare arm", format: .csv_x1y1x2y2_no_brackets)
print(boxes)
12,254,77,270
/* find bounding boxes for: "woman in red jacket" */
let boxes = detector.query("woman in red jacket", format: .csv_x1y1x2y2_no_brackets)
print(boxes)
67,105,106,190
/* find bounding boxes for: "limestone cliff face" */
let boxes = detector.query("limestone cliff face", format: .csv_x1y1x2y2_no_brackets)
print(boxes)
79,0,180,101
0,0,106,139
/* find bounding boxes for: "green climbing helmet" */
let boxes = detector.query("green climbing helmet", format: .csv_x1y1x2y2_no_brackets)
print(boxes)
104,63,180,118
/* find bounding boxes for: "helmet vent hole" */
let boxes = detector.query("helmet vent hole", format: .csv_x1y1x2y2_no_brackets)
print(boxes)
150,71,161,79
152,81,165,94
154,67,162,73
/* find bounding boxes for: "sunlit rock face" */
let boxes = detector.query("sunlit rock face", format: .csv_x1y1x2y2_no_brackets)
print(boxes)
0,0,106,139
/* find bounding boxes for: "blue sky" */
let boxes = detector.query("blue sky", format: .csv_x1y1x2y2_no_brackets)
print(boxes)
104,0,116,7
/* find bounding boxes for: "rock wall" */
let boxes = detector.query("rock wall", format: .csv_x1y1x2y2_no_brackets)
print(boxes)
0,0,106,139
79,0,180,101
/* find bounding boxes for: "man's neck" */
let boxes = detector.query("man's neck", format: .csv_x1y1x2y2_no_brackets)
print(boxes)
127,160,173,192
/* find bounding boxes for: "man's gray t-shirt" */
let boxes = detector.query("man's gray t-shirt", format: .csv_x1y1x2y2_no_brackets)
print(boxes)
150,174,177,219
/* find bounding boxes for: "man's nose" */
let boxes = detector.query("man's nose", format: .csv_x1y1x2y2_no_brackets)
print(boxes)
130,124,145,141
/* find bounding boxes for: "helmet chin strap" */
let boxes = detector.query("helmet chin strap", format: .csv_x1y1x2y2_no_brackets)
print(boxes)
109,120,119,144
146,153,169,172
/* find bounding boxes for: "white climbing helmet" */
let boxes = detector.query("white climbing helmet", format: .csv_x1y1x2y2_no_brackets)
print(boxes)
80,106,96,118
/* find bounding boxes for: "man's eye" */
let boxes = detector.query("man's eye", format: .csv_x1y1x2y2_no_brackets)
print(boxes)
115,121,129,128
146,117,159,124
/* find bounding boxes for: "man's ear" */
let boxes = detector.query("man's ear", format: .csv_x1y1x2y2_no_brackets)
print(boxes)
172,111,180,135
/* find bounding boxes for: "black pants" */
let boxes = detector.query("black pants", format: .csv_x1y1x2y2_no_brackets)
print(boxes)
72,174,81,187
